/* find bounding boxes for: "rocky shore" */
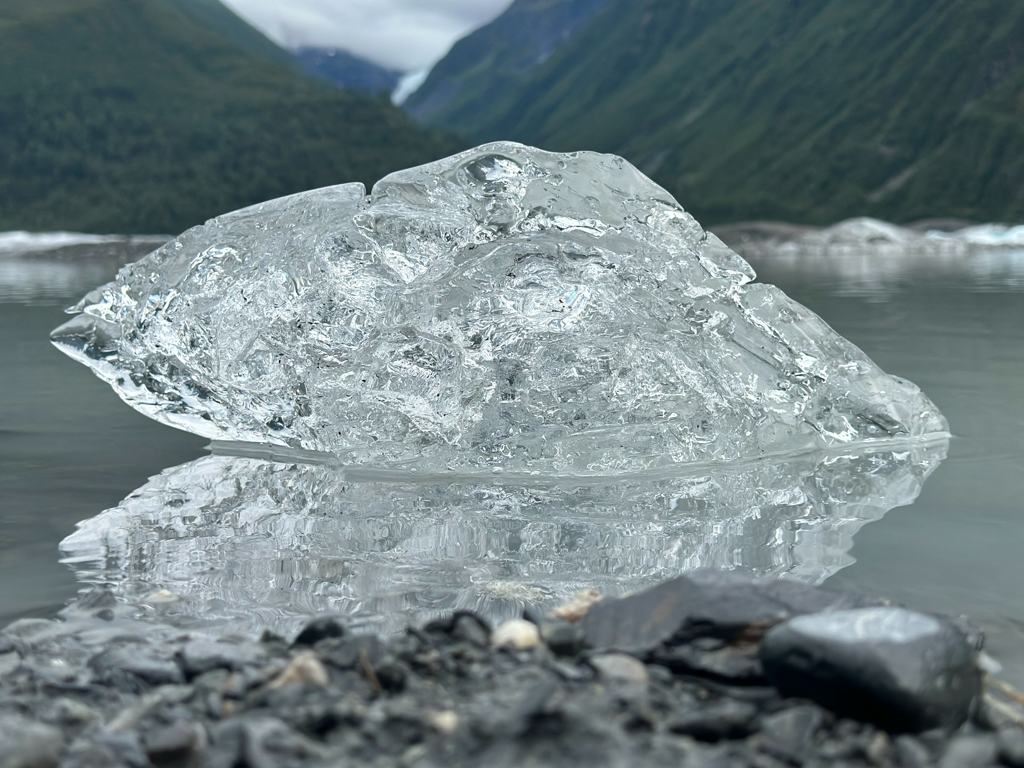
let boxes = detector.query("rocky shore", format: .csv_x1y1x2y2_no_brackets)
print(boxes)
2,571,1023,768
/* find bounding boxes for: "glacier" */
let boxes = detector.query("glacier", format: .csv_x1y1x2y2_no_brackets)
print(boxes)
51,143,948,474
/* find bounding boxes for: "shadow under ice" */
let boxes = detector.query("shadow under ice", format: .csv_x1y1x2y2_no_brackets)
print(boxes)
60,439,947,637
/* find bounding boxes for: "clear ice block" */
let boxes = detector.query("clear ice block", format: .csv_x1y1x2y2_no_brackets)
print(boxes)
52,143,948,473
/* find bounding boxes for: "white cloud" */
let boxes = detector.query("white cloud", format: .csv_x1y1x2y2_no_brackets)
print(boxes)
221,0,514,72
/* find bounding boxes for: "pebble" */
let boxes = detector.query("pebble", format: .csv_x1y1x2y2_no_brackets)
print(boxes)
938,735,998,768
143,720,207,762
268,651,330,689
141,589,182,605
89,648,184,687
537,620,586,657
1000,727,1024,768
317,633,387,669
895,734,934,768
0,716,65,768
178,639,266,677
292,616,346,647
429,710,460,734
589,653,650,684
756,705,825,764
492,619,542,650
549,589,604,622
760,607,980,732
668,700,760,741
0,650,21,676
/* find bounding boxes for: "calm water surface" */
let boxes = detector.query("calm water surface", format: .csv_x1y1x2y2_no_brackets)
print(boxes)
2,239,1023,678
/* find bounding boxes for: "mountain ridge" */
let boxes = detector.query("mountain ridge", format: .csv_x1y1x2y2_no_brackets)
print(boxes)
0,0,462,234
409,0,1024,225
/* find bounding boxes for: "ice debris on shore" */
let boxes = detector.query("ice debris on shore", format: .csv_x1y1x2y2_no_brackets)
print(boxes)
52,143,947,472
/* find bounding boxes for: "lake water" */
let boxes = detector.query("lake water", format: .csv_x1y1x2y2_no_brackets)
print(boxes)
2,234,1023,680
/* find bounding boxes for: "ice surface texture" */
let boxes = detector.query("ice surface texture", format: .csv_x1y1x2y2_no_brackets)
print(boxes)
60,441,946,635
52,143,947,473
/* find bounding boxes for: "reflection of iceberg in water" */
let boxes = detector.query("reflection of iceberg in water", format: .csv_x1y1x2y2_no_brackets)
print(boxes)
60,439,947,635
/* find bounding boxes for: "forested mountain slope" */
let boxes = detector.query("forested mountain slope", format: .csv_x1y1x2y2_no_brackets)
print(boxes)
409,0,1024,225
403,0,614,127
0,0,462,234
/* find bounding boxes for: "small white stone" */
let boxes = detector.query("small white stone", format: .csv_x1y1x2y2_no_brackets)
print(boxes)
429,710,460,734
268,651,330,689
549,589,604,623
492,619,542,650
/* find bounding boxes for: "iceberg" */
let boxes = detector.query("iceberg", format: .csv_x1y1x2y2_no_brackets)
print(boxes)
59,440,947,635
52,143,947,473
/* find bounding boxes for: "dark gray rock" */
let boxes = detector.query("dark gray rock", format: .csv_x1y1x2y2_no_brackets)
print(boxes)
760,607,981,732
143,720,206,763
894,734,934,767
292,617,346,647
451,613,491,646
61,738,140,768
998,728,1024,768
177,639,266,678
938,734,998,768
667,699,759,741
538,620,585,657
469,669,559,739
89,648,184,688
582,569,875,653
317,634,387,670
651,637,764,682
0,716,65,768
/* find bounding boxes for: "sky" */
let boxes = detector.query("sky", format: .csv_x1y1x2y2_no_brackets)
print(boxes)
221,0,515,72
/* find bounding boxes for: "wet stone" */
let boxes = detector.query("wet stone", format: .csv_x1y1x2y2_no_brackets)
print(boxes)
755,705,826,764
760,607,981,732
582,569,871,655
0,650,21,676
177,639,266,678
938,734,998,768
894,734,934,768
667,699,760,742
142,720,206,762
89,648,184,688
998,727,1024,768
589,653,649,685
292,617,346,648
544,622,586,657
651,638,765,682
318,634,388,670
0,716,65,768
268,652,329,689
492,620,542,650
